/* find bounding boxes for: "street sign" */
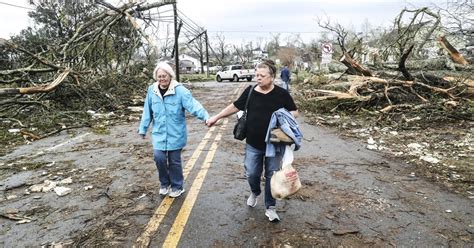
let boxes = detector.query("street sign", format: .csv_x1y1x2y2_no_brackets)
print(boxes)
322,43,333,54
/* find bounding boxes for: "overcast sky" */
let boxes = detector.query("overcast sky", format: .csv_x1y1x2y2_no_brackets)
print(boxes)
0,0,447,44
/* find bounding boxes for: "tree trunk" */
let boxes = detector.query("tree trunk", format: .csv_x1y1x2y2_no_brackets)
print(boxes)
439,35,469,65
399,44,414,81
0,71,69,95
339,52,373,76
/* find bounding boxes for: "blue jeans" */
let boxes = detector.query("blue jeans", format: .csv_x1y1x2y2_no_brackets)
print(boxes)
244,144,282,209
153,149,183,190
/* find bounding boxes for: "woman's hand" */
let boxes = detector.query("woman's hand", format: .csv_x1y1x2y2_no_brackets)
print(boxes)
206,115,219,127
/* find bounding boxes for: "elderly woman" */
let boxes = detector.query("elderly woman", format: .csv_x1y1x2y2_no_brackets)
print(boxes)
207,60,298,222
138,62,209,198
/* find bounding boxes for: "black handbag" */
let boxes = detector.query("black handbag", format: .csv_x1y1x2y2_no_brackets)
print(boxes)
233,85,255,140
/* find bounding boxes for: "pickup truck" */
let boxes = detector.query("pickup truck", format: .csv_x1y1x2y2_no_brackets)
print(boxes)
216,65,255,82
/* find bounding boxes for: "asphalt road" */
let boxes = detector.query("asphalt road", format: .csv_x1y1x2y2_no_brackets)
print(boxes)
1,81,472,247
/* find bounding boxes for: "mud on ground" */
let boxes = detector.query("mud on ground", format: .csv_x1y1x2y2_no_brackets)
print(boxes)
302,109,473,198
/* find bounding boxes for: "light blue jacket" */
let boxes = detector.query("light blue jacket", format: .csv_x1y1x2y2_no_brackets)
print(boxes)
265,108,303,157
138,80,209,151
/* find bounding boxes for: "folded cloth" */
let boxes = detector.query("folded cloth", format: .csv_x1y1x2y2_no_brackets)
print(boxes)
269,128,294,144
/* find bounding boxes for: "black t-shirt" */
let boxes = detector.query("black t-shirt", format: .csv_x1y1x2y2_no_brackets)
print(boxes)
233,85,297,150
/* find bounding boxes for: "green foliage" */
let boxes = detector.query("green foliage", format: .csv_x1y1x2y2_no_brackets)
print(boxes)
292,70,310,83
180,74,215,82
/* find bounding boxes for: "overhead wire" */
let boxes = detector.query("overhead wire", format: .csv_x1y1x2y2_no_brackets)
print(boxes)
0,1,35,10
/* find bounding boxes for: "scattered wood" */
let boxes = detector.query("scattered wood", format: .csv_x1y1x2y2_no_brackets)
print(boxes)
0,213,34,223
20,130,41,141
332,227,360,235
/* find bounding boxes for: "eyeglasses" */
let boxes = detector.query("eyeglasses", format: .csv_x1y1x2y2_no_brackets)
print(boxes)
157,74,169,79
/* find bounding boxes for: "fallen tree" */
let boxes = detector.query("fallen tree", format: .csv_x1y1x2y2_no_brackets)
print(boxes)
0,1,175,151
1,1,173,91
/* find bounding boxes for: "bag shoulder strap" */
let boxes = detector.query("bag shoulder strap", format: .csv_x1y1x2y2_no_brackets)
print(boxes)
244,85,256,112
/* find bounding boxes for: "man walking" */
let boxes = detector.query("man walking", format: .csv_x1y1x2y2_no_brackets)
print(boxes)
280,64,291,92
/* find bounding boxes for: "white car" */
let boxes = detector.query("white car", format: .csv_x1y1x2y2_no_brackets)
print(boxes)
216,65,255,82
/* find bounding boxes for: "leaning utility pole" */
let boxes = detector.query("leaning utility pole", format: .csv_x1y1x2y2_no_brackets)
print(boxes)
173,3,179,81
205,31,210,77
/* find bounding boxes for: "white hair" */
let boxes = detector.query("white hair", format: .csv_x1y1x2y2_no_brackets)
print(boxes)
153,61,176,81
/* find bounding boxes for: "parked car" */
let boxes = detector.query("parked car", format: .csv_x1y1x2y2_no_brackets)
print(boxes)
216,65,255,82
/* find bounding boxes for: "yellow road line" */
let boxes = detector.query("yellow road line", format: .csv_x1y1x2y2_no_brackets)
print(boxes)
134,126,215,248
162,119,228,248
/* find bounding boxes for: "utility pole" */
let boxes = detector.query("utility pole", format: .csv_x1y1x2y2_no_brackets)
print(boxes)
173,3,179,81
205,31,210,77
199,39,204,74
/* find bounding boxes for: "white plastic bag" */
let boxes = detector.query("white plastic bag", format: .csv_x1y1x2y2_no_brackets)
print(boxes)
270,145,302,200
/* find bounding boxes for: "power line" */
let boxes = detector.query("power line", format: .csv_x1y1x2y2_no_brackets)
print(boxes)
179,19,201,35
177,10,202,31
208,30,320,34
0,1,34,10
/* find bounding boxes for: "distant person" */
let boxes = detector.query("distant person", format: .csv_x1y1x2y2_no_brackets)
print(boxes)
206,59,299,222
138,61,209,198
280,64,291,92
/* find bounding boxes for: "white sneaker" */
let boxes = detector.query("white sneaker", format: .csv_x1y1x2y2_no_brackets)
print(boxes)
265,206,280,222
159,187,169,196
247,193,258,207
169,188,185,198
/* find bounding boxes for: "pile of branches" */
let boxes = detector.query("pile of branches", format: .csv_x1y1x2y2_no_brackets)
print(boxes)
299,73,472,116
0,1,175,146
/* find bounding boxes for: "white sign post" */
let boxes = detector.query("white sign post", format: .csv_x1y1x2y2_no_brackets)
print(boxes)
320,43,333,71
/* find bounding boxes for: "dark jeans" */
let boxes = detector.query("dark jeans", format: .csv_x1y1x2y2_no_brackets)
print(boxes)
153,149,183,190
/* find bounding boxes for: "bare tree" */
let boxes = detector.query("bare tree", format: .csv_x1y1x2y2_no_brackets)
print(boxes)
277,47,296,68
213,33,228,65
437,0,474,37
265,33,281,57
387,7,441,79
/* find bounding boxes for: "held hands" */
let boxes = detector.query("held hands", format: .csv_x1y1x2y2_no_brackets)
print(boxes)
206,115,219,127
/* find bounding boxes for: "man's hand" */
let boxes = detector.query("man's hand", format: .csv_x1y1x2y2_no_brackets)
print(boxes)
139,134,146,139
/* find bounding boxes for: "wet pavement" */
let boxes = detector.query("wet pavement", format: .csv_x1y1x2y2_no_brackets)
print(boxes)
1,81,472,247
